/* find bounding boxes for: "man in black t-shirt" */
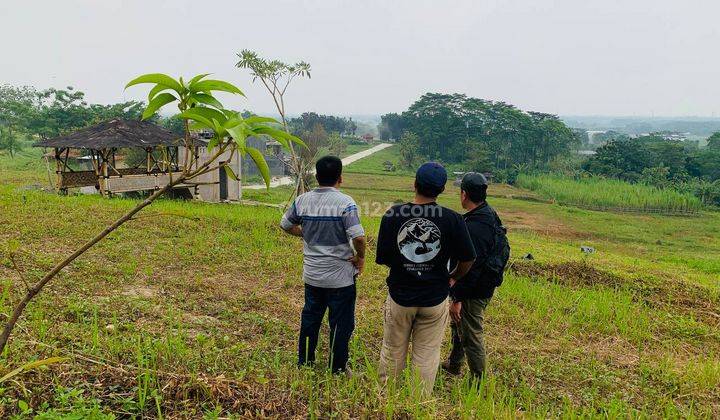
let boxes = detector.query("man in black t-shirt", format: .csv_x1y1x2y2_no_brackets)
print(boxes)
442,172,503,379
376,162,476,395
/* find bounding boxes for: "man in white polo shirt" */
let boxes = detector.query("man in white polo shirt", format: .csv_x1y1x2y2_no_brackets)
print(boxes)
281,156,366,373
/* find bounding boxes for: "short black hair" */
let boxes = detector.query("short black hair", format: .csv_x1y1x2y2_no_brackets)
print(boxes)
316,155,343,186
415,180,445,198
462,184,487,203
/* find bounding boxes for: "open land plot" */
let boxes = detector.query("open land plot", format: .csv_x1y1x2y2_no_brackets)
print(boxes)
0,151,718,418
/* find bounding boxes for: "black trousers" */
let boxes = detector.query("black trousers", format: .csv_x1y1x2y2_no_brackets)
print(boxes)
298,282,356,372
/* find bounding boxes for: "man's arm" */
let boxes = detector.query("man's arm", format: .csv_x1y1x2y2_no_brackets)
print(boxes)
448,215,477,285
280,200,302,236
342,201,366,274
350,236,367,274
375,213,393,266
449,260,474,283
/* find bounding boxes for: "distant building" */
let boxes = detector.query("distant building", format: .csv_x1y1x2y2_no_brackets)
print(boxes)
656,131,690,141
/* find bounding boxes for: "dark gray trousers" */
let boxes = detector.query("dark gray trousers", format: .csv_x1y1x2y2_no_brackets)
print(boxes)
447,297,491,377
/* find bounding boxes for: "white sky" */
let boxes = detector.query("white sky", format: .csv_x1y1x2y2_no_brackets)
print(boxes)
1,0,719,117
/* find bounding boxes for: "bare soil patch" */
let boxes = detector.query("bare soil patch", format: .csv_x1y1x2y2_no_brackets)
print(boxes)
502,210,590,240
121,285,159,299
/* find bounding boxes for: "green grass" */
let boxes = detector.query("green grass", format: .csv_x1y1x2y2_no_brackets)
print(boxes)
0,150,719,417
0,146,48,186
344,144,417,176
516,173,704,214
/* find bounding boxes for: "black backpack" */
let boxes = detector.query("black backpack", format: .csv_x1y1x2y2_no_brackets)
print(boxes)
480,212,510,287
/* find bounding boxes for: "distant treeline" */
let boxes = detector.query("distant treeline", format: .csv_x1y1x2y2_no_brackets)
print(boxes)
288,112,357,137
563,116,720,136
377,93,581,176
583,133,720,205
0,84,185,157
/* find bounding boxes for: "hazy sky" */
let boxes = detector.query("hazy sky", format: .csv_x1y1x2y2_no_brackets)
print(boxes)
2,0,719,117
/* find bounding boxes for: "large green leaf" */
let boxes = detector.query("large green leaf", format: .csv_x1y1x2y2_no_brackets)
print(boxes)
206,135,220,153
244,116,280,125
142,93,177,120
187,73,211,87
179,110,214,130
183,106,227,126
147,84,171,101
125,73,182,92
252,126,306,148
246,147,271,189
190,93,223,110
226,125,247,147
188,120,212,131
187,73,210,89
191,80,245,96
223,164,239,181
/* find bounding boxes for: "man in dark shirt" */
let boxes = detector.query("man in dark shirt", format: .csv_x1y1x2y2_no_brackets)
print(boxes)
376,162,476,395
442,172,502,378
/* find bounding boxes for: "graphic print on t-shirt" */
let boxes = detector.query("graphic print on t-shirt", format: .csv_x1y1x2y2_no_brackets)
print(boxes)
397,218,441,264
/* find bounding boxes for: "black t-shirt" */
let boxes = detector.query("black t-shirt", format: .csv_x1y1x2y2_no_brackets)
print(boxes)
376,202,476,307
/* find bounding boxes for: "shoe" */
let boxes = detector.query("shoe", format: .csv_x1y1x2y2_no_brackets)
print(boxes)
441,361,462,376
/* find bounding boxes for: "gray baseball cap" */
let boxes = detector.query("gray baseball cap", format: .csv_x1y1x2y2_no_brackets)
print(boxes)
460,172,488,194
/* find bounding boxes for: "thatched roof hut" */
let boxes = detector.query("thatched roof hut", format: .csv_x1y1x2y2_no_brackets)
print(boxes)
34,119,185,196
34,119,179,149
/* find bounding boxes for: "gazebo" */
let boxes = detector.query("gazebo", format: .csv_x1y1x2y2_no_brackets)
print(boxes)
34,119,193,197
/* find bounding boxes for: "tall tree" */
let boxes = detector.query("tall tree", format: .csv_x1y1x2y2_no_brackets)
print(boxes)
0,126,22,158
236,50,311,195
398,132,420,169
707,132,720,150
0,85,37,157
378,113,405,141
398,93,577,169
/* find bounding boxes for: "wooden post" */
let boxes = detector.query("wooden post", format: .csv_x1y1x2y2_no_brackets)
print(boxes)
99,149,109,197
54,148,62,191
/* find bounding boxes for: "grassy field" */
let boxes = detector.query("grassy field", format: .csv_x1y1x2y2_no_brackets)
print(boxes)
516,173,704,214
344,144,417,177
0,149,719,418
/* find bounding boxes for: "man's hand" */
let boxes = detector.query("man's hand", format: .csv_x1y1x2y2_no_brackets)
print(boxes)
449,301,462,323
350,236,366,276
449,277,457,287
349,255,365,275
285,225,303,237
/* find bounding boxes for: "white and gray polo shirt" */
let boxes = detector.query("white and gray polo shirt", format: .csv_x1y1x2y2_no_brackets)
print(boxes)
281,187,365,288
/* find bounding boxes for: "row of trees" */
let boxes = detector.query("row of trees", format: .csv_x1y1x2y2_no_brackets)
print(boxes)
378,93,580,172
584,134,720,182
288,112,357,136
0,84,193,158
583,134,720,205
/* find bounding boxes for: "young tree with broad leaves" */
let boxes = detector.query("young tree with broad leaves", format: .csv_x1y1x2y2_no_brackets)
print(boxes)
0,73,303,354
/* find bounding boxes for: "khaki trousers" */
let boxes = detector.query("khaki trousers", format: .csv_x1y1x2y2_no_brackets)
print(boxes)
378,294,449,395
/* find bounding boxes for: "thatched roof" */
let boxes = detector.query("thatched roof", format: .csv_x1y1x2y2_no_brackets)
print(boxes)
34,119,180,149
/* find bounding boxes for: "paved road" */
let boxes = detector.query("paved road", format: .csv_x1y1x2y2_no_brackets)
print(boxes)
243,143,393,190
